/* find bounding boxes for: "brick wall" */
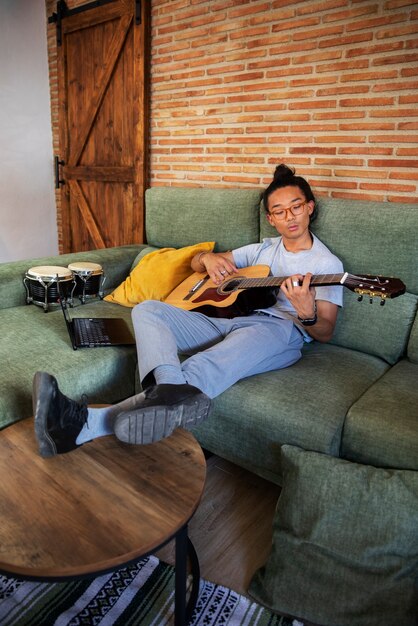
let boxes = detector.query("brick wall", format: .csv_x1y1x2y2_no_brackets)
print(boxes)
46,0,418,247
150,0,418,201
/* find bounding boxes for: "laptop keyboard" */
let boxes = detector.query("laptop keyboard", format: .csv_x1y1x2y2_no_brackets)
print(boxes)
76,318,111,346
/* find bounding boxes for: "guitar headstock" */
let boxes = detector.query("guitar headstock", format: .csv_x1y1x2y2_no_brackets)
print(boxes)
343,273,406,301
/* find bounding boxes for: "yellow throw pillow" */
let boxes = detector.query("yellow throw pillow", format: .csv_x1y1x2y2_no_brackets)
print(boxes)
104,241,215,308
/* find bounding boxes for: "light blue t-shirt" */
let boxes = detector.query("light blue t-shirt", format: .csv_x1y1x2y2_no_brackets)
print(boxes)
232,234,344,340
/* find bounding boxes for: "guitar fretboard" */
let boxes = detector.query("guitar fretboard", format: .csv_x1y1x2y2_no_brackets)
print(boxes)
236,273,345,289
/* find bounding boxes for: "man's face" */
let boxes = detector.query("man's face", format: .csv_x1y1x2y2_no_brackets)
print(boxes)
266,185,314,241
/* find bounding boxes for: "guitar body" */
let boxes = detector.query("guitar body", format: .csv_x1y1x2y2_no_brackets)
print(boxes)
165,265,277,318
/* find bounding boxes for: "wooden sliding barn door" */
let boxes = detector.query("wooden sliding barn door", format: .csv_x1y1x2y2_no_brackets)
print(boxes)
51,0,148,252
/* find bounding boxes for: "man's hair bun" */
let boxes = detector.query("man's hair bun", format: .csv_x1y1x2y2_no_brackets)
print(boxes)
273,164,296,181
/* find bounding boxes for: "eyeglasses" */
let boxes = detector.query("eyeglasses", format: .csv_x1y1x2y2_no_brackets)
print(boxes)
268,202,307,221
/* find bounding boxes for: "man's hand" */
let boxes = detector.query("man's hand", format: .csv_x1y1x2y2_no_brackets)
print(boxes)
281,272,316,320
281,272,339,343
191,251,238,284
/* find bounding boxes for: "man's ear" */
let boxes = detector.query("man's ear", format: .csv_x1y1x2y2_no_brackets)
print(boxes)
307,201,315,216
266,212,275,227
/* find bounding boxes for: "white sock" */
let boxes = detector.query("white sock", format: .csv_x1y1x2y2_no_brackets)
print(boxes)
76,405,121,445
75,391,150,445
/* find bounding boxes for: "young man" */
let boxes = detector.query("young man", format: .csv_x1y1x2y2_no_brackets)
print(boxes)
33,164,343,458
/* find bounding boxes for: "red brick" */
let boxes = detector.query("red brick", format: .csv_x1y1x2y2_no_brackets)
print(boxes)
345,41,404,58
340,97,394,107
340,70,398,83
324,5,380,23
346,13,408,32
387,195,418,203
296,0,346,16
314,111,366,119
229,2,271,18
370,108,418,117
289,99,337,110
376,23,418,39
368,159,418,167
290,147,337,155
315,157,364,166
293,25,344,41
332,192,385,201
340,123,395,131
339,148,394,155
372,52,418,66
397,147,418,155
399,94,418,103
316,85,369,96
272,16,320,33
370,134,418,143
314,180,358,190
315,136,367,144
361,182,416,193
373,80,418,92
390,170,418,180
319,33,372,49
223,72,264,84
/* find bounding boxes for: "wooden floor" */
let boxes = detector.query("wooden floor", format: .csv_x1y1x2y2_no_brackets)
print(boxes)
156,453,281,596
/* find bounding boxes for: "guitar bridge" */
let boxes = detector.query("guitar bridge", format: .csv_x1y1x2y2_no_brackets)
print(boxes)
184,276,209,301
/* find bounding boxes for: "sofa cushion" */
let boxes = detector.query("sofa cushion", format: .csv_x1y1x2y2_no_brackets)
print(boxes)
0,301,137,429
260,197,418,363
341,359,418,470
104,242,215,308
145,187,261,252
330,290,417,364
249,445,418,626
193,342,389,484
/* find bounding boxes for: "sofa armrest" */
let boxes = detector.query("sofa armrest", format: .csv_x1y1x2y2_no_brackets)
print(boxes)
0,244,144,310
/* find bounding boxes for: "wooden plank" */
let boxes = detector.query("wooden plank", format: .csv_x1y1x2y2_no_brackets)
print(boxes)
68,179,106,249
64,165,134,182
68,12,133,166
62,0,129,34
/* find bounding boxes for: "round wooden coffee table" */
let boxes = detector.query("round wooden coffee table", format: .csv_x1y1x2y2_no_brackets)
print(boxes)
0,417,206,626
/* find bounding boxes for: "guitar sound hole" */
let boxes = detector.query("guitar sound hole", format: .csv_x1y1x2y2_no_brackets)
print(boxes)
221,279,240,294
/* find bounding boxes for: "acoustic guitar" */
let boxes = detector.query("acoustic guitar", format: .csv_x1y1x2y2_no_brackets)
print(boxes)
165,265,406,318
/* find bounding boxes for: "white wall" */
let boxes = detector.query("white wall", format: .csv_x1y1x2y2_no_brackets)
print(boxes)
0,0,58,263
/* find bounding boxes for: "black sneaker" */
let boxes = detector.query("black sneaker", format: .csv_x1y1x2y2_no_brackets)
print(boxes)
114,383,212,445
33,372,88,458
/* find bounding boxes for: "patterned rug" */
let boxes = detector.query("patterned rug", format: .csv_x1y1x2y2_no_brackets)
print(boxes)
0,556,303,626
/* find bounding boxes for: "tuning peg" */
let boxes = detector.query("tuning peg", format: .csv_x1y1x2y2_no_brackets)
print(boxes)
357,295,363,302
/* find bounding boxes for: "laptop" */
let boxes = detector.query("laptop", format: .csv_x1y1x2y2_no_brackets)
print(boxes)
59,297,135,350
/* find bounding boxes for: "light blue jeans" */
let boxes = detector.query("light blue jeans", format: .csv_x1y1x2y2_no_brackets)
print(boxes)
131,301,304,399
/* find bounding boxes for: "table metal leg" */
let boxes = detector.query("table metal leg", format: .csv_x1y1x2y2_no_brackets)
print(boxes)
175,524,188,626
175,524,200,626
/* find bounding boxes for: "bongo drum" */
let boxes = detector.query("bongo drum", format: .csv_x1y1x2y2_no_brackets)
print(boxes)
24,266,74,312
68,261,105,304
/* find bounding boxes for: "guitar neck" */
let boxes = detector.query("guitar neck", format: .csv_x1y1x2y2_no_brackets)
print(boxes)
238,273,346,289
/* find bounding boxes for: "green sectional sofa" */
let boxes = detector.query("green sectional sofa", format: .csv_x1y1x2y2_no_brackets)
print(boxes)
0,187,417,480
1,186,417,625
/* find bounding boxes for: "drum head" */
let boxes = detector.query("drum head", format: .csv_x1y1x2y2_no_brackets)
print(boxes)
68,261,102,275
27,265,73,280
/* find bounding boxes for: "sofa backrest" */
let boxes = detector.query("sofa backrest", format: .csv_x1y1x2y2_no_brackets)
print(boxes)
261,197,418,364
145,187,262,252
